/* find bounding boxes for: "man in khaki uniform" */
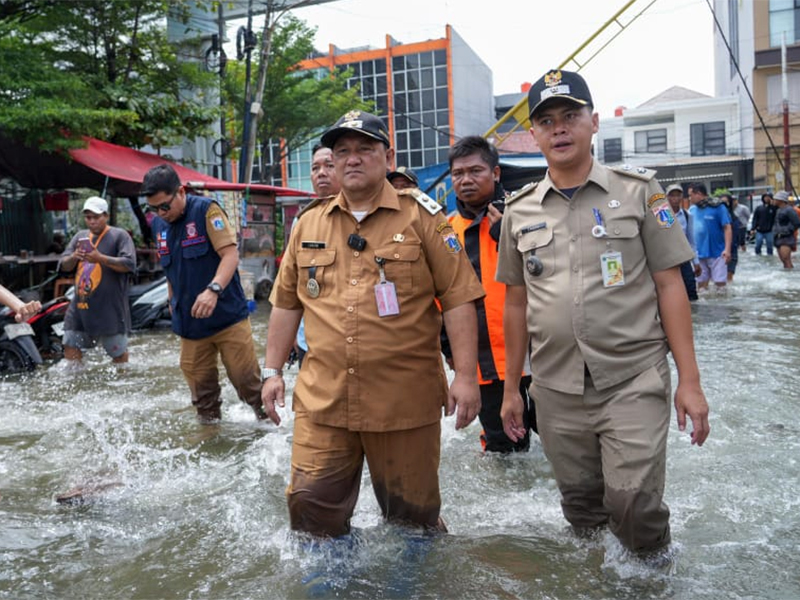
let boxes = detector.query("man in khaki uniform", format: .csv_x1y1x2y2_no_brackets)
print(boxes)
496,70,710,557
261,110,484,537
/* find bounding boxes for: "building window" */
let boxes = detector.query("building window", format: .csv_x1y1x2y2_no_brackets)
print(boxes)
691,121,726,156
603,138,623,163
392,49,450,168
769,0,800,46
634,129,667,153
728,0,740,78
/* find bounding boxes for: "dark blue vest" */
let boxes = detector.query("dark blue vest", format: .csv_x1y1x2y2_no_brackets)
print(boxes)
153,195,248,340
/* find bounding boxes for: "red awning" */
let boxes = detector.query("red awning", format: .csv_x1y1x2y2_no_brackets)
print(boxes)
0,135,310,199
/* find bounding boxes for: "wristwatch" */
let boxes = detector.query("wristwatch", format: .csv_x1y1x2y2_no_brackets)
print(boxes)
206,282,223,294
261,367,283,382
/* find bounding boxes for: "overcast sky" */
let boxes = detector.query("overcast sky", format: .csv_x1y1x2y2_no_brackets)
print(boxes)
274,0,717,119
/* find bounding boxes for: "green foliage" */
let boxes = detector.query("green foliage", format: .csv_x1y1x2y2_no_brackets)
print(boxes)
221,14,372,167
0,0,218,151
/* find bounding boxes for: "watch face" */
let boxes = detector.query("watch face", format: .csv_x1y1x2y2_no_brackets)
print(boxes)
208,283,222,293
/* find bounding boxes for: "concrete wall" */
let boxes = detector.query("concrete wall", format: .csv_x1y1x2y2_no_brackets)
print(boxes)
449,27,494,138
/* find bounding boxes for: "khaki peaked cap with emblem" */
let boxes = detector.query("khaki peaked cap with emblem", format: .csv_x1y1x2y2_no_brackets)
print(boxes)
321,110,391,148
528,69,594,119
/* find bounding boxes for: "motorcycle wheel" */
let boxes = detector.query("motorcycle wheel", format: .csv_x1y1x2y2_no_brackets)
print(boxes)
0,340,36,374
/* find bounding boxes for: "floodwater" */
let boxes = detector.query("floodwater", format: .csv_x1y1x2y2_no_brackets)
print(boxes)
1,250,799,599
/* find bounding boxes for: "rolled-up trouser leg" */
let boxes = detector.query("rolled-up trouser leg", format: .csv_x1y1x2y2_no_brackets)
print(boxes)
595,358,672,553
287,412,364,538
216,318,264,416
180,335,221,421
363,421,445,531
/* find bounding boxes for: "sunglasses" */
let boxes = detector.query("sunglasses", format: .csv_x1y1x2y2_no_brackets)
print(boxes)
146,191,178,214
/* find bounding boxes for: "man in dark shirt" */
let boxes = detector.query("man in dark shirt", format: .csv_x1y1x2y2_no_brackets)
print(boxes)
59,197,136,364
751,193,777,256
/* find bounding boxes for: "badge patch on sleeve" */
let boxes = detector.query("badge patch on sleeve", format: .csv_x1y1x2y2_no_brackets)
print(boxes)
651,202,676,228
212,217,226,230
442,232,462,253
647,192,666,209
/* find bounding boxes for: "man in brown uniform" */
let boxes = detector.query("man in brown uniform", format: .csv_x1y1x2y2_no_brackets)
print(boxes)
261,110,484,537
496,70,710,558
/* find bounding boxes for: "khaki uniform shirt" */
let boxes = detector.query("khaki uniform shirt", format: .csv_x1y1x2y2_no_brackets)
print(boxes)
496,160,694,395
271,181,485,432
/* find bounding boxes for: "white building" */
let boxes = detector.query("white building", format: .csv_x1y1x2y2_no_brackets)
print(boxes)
596,86,749,194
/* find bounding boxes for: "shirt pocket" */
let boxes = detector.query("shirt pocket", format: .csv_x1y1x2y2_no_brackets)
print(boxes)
297,249,336,299
517,226,555,279
600,216,641,258
181,239,210,259
373,242,421,296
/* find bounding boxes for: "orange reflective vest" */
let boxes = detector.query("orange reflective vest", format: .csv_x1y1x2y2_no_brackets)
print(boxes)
448,210,508,384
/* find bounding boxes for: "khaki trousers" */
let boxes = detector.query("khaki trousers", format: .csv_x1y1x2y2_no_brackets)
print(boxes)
287,412,444,538
179,318,262,420
533,357,672,552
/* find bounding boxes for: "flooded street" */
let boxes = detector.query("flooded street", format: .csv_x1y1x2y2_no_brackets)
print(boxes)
2,250,799,599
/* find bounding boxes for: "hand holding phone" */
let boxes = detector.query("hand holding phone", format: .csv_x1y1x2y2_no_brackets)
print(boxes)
77,237,92,253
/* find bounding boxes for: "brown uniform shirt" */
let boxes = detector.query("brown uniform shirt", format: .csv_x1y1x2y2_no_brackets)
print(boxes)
496,160,694,395
271,181,485,432
205,202,237,250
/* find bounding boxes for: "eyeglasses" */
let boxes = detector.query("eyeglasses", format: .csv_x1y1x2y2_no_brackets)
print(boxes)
146,191,178,214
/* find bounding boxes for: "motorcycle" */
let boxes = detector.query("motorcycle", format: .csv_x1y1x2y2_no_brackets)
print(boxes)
0,308,44,374
26,289,71,360
129,276,171,330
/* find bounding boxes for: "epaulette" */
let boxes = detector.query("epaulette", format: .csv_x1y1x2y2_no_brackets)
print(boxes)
612,164,656,181
505,181,538,205
295,195,333,220
399,188,442,215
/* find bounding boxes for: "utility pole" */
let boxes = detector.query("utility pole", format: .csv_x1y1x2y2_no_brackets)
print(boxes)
782,33,793,193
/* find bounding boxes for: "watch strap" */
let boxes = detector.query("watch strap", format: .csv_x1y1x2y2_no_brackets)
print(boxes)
261,367,283,381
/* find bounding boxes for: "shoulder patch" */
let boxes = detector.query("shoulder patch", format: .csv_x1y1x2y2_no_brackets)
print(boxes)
647,192,666,209
505,181,539,206
611,164,657,181
400,188,442,215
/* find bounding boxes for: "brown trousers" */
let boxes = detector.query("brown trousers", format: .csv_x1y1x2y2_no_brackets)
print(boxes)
179,318,262,420
287,412,444,537
533,357,672,553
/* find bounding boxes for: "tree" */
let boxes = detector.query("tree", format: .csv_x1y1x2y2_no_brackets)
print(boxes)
230,1,372,184
222,13,370,181
0,0,218,152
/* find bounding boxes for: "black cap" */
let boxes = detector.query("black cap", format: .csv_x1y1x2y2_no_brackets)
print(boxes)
321,110,391,148
387,166,418,186
528,69,594,119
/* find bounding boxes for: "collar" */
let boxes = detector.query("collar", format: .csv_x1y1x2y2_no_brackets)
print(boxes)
322,180,401,217
535,159,608,204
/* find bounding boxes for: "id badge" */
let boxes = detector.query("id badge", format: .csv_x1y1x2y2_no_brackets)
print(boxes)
374,282,400,317
600,250,625,288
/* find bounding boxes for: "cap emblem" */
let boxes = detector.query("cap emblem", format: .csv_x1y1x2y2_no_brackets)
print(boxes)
544,70,562,87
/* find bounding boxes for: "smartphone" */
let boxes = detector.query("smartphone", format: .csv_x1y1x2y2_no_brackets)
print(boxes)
491,200,505,213
77,237,92,253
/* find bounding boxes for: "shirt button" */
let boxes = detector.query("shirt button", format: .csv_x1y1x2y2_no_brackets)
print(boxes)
310,259,316,265
347,306,354,312
348,368,355,374
354,251,360,257
346,336,354,343
571,235,577,242
394,253,400,259
574,297,580,305
614,228,620,235
572,265,579,272
351,279,358,286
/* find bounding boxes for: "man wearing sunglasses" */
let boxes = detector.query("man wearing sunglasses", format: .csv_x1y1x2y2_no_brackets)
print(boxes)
141,164,274,424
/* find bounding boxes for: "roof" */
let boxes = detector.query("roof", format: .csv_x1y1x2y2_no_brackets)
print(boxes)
637,86,713,108
0,135,308,198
